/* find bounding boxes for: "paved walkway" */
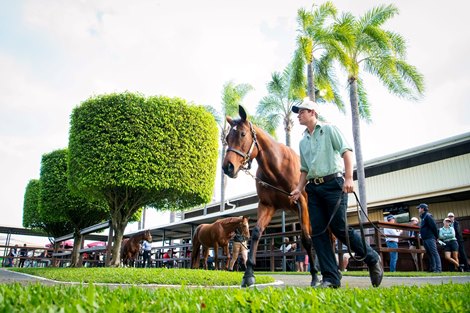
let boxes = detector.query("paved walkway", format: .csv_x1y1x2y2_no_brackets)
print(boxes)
1,269,469,288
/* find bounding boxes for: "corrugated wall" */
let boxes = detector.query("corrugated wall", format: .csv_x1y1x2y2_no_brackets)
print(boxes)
347,154,470,223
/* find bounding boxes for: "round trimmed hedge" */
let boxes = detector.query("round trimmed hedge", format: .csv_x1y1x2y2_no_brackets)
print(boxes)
68,92,218,210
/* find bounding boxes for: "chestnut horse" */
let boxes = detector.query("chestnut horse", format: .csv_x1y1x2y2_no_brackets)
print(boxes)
121,230,152,267
191,216,250,270
222,105,317,287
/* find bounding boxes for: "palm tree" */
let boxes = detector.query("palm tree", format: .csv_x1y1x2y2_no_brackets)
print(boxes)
335,4,425,219
291,1,347,108
256,64,303,147
214,81,254,211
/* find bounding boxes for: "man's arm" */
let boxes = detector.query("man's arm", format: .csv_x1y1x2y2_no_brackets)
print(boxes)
342,150,354,193
289,171,308,202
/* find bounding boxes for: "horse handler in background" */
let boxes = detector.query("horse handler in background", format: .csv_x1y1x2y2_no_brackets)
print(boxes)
290,98,383,289
229,227,248,271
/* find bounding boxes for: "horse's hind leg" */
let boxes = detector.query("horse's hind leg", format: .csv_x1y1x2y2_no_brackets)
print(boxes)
191,238,201,269
223,244,230,271
242,204,275,287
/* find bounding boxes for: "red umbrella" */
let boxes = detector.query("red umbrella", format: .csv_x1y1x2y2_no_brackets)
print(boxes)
87,241,107,248
45,240,74,249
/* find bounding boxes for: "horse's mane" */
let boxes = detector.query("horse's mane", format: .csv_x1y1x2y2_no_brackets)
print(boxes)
232,118,289,151
217,216,243,225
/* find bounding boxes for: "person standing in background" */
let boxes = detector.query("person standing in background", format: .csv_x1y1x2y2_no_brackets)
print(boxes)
6,244,18,267
141,239,152,268
18,244,28,268
447,212,470,271
439,217,460,271
384,215,402,272
417,203,441,273
408,217,420,271
229,227,248,271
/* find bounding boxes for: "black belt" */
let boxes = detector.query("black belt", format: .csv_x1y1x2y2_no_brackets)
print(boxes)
309,172,343,185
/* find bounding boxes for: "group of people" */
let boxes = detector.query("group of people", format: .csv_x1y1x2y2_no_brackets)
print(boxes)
418,205,468,272
278,237,310,272
5,244,29,267
384,205,469,273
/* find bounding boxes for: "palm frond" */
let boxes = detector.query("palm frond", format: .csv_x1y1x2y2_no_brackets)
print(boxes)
359,4,399,30
291,47,307,94
386,31,407,58
356,77,371,122
202,105,222,125
221,81,254,116
311,1,337,30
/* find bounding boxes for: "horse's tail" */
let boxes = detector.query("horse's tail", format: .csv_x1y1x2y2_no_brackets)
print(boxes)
120,239,129,266
191,225,202,269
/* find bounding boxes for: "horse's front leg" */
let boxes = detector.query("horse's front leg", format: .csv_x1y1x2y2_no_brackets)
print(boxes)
213,244,219,270
242,204,275,287
202,247,209,270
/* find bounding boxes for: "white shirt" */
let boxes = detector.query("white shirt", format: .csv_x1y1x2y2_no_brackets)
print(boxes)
142,240,152,251
384,228,402,242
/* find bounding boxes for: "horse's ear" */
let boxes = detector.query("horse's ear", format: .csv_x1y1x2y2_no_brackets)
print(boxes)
243,215,249,222
226,115,234,127
239,105,247,121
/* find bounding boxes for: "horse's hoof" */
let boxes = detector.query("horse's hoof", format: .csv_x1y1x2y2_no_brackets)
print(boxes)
241,276,255,287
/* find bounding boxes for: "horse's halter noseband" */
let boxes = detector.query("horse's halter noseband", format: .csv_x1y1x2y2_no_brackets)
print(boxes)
226,121,258,170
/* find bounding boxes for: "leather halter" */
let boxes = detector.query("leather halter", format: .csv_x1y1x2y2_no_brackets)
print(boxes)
226,121,258,170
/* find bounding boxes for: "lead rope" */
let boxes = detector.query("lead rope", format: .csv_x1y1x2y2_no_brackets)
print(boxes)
241,169,386,262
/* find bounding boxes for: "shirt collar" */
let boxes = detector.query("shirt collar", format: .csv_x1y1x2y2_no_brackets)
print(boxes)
303,121,324,137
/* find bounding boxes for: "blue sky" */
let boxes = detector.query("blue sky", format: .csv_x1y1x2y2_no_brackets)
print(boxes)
1,0,469,231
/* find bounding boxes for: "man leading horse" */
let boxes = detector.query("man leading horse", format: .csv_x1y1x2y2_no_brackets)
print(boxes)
289,98,383,288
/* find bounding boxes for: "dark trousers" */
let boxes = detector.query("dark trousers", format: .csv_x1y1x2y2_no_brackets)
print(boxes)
142,250,151,268
423,238,441,272
306,177,379,285
458,240,469,270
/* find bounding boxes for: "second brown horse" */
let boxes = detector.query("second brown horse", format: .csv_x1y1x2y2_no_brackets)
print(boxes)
191,216,250,270
120,230,152,267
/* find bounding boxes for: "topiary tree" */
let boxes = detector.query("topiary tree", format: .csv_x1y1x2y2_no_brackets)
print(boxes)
39,151,75,253
68,92,218,266
23,179,42,229
39,149,109,266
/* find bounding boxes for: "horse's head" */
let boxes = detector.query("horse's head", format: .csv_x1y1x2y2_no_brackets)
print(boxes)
239,216,250,239
222,105,258,178
144,230,152,242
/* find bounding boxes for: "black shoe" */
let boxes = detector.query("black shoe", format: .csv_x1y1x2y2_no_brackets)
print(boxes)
368,257,383,287
314,280,340,289
310,273,320,287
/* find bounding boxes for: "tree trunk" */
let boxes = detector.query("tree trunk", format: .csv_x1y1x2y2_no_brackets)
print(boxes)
284,116,293,147
307,62,316,102
70,232,82,267
109,218,126,267
348,77,368,221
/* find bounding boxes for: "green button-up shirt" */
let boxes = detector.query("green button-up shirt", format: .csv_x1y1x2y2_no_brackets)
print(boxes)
299,121,352,180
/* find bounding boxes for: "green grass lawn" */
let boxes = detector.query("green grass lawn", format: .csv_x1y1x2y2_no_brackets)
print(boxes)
11,267,274,285
1,281,469,312
4,268,470,312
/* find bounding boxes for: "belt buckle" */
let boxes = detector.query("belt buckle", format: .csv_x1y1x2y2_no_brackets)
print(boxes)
313,177,324,185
